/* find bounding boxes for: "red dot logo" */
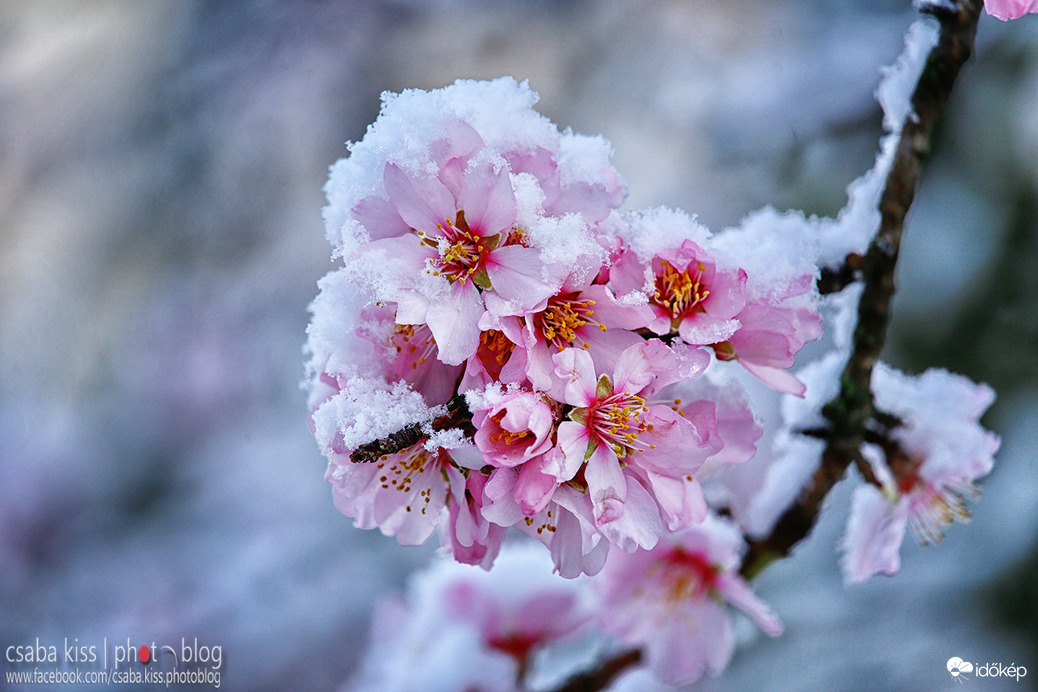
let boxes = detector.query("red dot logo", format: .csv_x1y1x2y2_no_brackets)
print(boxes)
139,645,151,664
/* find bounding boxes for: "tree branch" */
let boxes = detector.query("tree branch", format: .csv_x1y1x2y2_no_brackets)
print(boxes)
549,649,643,692
740,0,982,579
349,394,474,463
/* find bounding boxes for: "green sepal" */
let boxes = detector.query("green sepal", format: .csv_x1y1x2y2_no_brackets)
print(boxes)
472,268,492,291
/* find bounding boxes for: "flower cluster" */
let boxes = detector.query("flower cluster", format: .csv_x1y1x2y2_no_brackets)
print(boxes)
306,78,821,578
308,58,1005,687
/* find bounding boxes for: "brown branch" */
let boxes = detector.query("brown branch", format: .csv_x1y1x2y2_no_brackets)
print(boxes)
349,394,474,463
740,0,982,579
549,649,643,692
818,252,865,295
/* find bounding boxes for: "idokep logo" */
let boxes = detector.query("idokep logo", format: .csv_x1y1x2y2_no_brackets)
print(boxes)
948,657,974,682
947,657,1028,683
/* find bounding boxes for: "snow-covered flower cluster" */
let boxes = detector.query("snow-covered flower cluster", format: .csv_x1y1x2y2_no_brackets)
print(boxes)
306,77,821,579
308,33,1003,683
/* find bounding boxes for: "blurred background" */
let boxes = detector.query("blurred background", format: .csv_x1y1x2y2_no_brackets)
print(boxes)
1,1,1036,690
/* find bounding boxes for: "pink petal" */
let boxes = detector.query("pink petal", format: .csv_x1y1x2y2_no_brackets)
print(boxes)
596,474,662,552
581,327,645,380
739,359,807,397
360,234,431,276
384,162,457,233
841,484,908,584
634,406,716,475
581,284,653,329
550,504,609,578
643,470,707,530
677,315,740,346
426,281,484,365
505,147,560,203
703,268,747,320
515,462,558,515
650,604,732,685
715,572,783,636
611,340,681,396
459,163,517,237
555,421,591,480
985,0,1038,19
584,444,627,520
552,348,599,407
485,245,557,309
549,180,615,223
351,195,410,239
481,468,524,526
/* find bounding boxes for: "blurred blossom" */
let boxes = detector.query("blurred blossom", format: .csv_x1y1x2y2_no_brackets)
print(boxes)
344,542,592,692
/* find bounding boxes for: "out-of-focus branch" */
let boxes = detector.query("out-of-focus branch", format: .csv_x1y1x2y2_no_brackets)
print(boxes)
550,649,643,692
740,0,983,579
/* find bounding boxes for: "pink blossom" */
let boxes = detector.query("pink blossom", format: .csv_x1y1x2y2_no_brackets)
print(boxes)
611,238,747,345
357,160,554,365
357,306,462,406
713,275,822,396
552,342,720,552
596,515,782,686
841,366,1000,584
325,444,451,546
472,389,558,468
442,545,592,666
317,388,498,560
487,278,652,393
347,543,590,692
984,0,1038,20
460,328,528,391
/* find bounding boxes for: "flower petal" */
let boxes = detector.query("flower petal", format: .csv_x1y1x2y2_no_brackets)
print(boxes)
426,282,484,365
459,163,517,236
384,162,457,233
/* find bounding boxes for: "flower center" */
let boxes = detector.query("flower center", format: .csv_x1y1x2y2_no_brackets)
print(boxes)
589,391,651,458
419,211,487,285
488,409,533,448
655,548,719,603
487,632,541,667
906,479,978,545
533,293,603,350
377,446,431,496
476,329,515,380
652,259,710,320
391,323,436,371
